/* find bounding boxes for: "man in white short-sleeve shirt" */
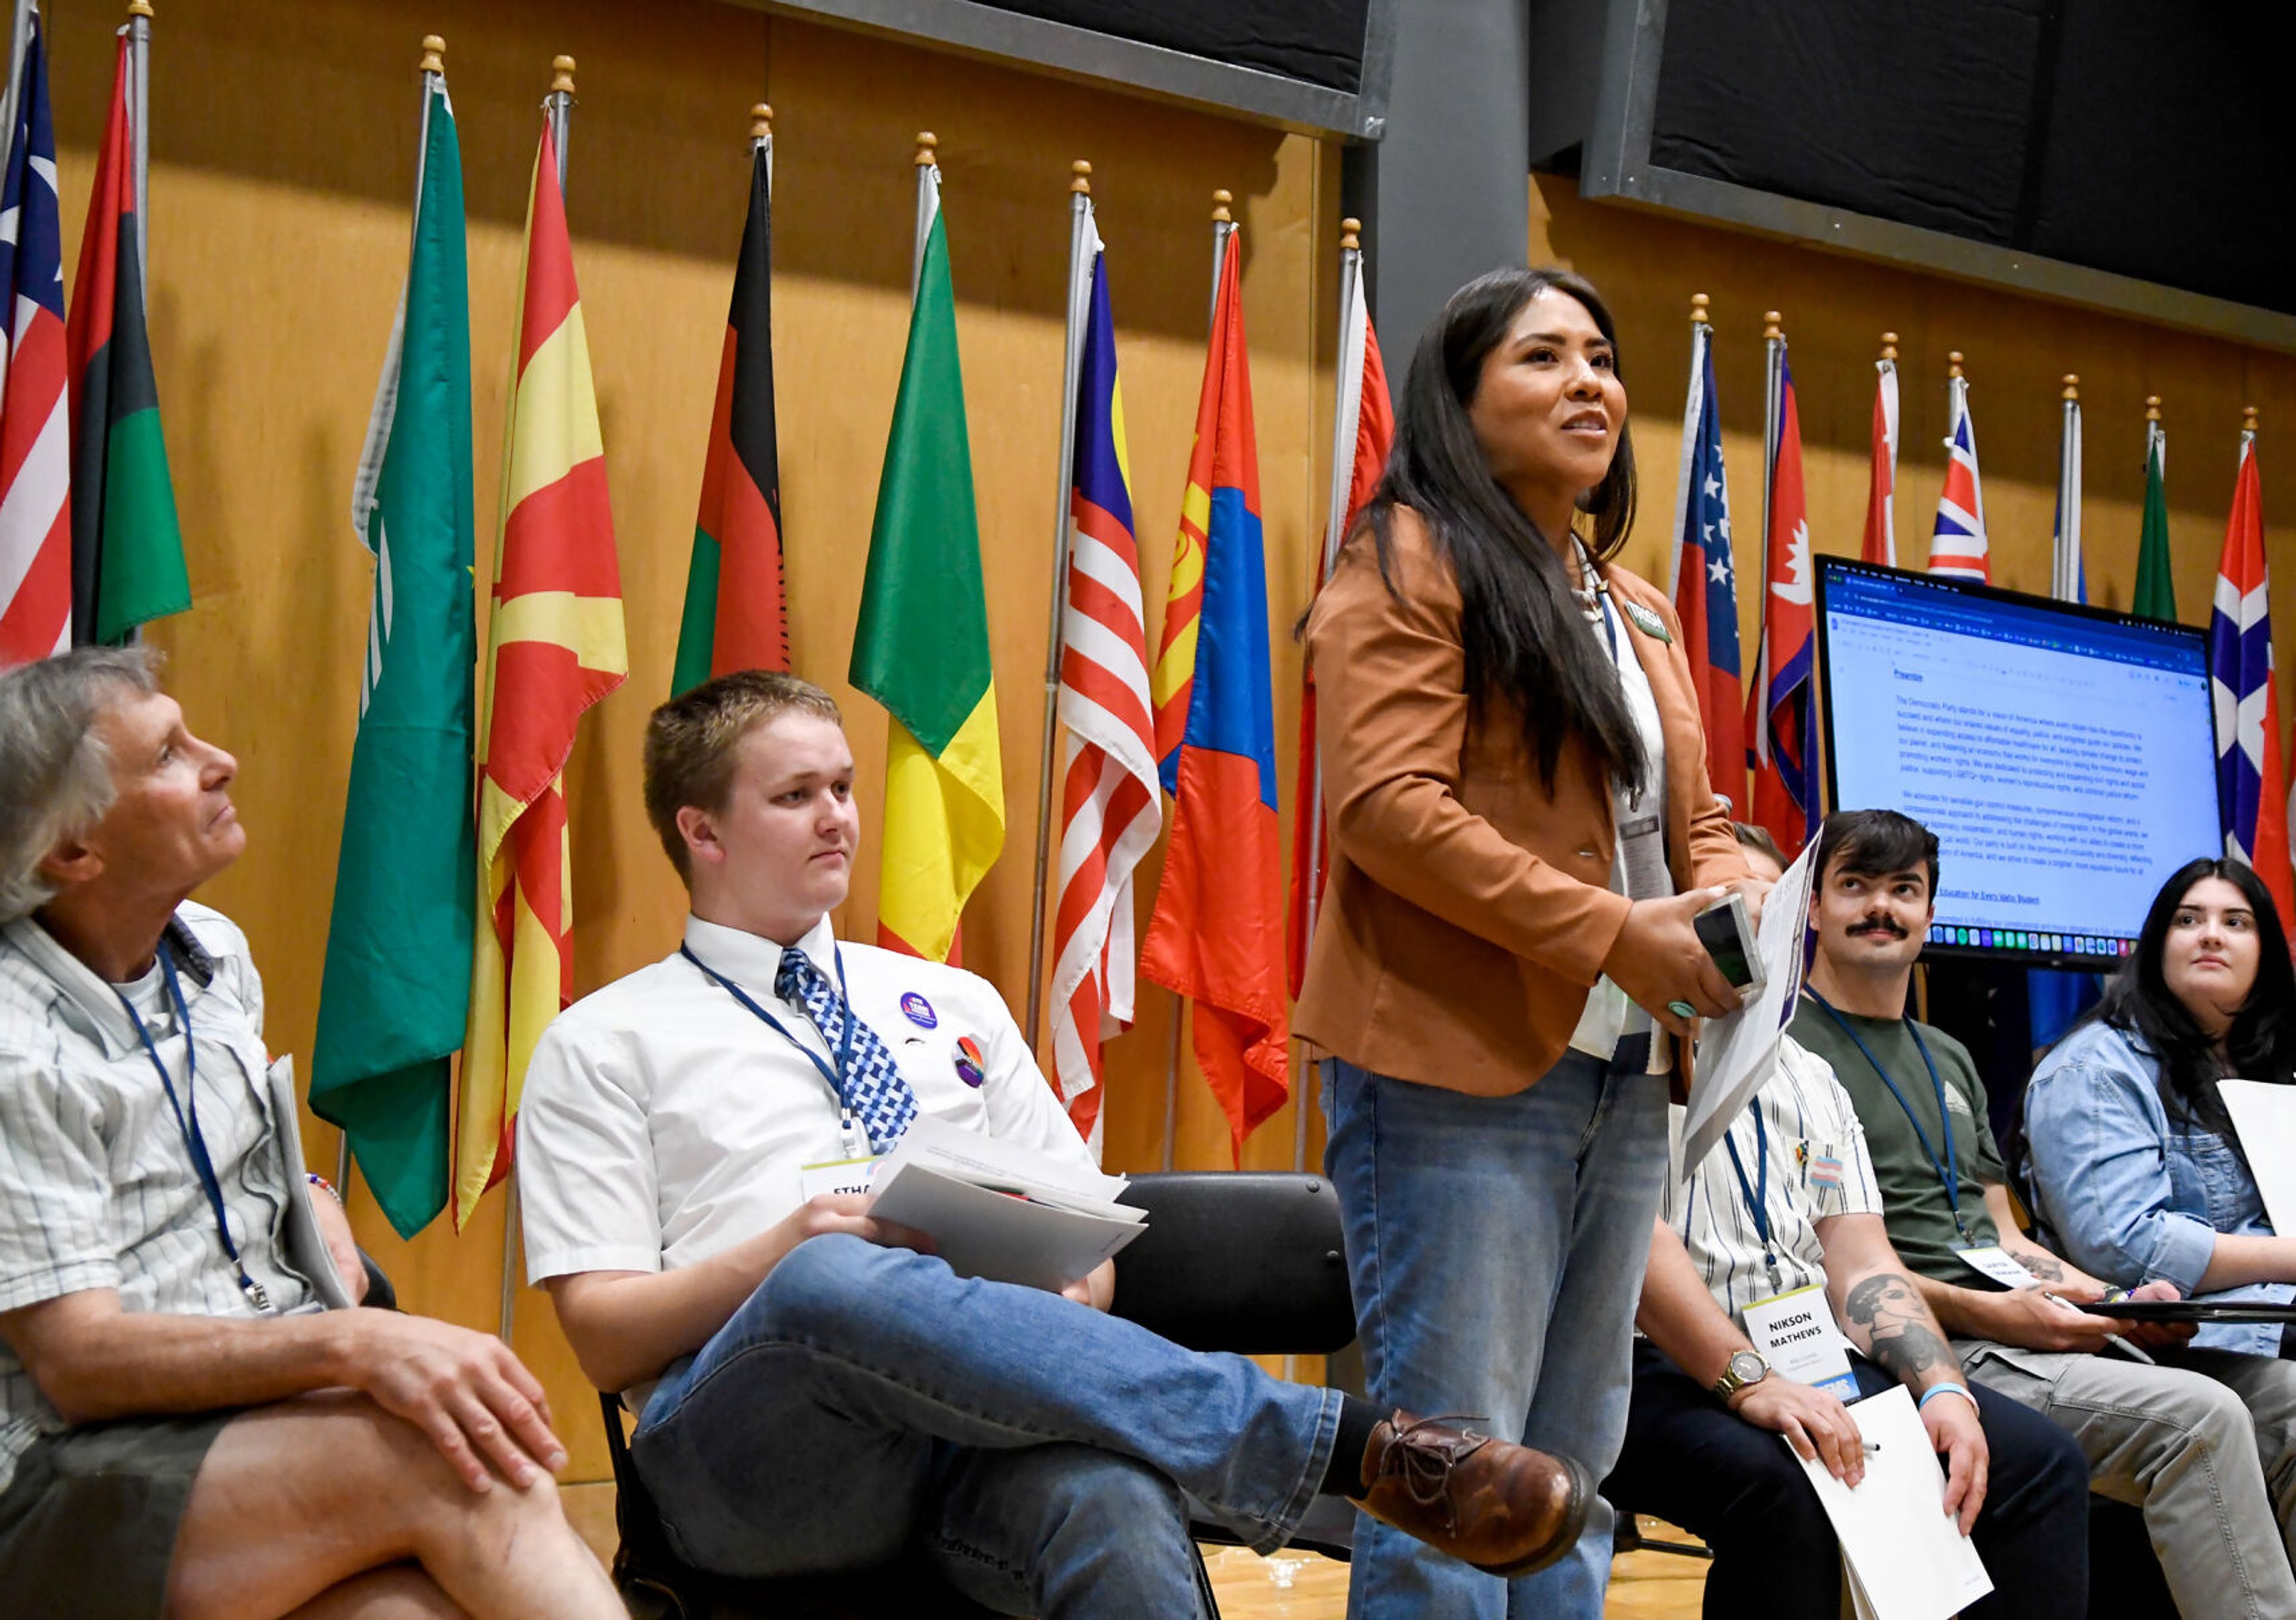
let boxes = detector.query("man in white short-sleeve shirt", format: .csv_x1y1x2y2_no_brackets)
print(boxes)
518,670,1603,1617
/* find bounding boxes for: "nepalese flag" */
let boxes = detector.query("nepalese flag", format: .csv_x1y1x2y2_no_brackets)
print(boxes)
1747,351,1816,857
673,135,784,692
1142,233,1290,1163
1668,319,1742,810
456,124,627,1230
1285,252,1391,996
66,32,187,648
1928,375,1990,581
1861,352,1897,567
1050,222,1159,1154
0,17,72,664
2210,434,2295,928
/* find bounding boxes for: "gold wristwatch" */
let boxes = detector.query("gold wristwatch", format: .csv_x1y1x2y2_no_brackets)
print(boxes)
1712,1348,1770,1402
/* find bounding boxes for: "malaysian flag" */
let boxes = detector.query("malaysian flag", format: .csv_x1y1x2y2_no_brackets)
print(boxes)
1861,336,1898,566
0,17,72,664
1050,211,1158,1154
1927,356,1989,582
2210,420,2295,926
1668,300,1742,809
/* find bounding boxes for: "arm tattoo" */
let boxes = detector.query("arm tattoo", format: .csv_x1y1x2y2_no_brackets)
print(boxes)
2009,1247,2066,1282
1843,1272,1953,1383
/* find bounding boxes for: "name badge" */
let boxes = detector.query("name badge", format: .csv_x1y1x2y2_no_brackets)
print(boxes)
798,1155,884,1203
1617,811,1669,903
1742,1283,1859,1401
1953,1244,2038,1289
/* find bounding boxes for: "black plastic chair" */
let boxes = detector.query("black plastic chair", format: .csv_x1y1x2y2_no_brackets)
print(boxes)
596,1169,1355,1616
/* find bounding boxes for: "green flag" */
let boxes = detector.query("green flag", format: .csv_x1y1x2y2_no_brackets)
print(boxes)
848,164,1003,962
2133,419,2175,622
311,79,476,1239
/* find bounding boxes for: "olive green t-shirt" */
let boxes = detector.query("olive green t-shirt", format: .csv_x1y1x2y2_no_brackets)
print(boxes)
1787,997,2005,1282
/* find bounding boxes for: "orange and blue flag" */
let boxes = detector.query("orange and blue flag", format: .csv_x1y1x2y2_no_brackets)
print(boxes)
2210,430,2295,927
1142,233,1289,1161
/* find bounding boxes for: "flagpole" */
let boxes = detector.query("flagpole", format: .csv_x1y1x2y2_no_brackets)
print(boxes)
913,133,938,297
0,0,30,187
1164,190,1235,1175
128,0,151,296
1761,312,1782,585
2054,374,2082,602
546,56,572,192
1024,162,1096,1054
1293,217,1367,1188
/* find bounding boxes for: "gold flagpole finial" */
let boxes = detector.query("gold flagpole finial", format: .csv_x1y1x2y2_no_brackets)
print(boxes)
1212,188,1234,224
2062,374,2080,402
1341,217,1363,252
419,36,445,76
1880,331,1898,361
1070,159,1091,195
1689,291,1709,325
914,132,938,166
2146,395,2162,423
1763,310,1782,341
750,103,773,142
126,0,154,17
551,55,576,96
2245,404,2260,435
1947,351,1965,380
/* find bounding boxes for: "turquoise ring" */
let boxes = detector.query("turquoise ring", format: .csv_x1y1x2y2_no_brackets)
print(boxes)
1666,1000,1697,1020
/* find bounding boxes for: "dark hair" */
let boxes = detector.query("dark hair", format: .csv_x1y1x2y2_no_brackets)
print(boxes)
1353,267,1642,793
1815,809,1940,899
643,670,842,884
1732,821,1785,870
2083,857,2296,1136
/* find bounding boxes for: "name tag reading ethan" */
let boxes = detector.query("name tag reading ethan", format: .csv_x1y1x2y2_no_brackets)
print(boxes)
1742,1283,1858,1401
1953,1246,2039,1289
798,1155,884,1203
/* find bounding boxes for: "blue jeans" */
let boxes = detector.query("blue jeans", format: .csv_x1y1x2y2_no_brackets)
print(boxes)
1324,1044,1669,1619
630,1232,1341,1619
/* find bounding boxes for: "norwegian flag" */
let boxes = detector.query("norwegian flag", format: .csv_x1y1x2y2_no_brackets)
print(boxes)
1668,311,1742,808
2209,428,2295,927
1747,344,1816,856
1861,341,1898,566
1927,365,1989,581
0,18,72,664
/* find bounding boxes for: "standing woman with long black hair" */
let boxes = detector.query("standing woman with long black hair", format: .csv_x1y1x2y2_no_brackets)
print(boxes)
1297,268,1761,1617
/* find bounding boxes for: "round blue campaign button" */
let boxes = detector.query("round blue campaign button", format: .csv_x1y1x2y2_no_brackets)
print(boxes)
900,991,938,1029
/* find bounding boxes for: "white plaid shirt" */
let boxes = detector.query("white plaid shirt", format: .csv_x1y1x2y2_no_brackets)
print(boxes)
0,902,315,1492
1666,1035,1886,1329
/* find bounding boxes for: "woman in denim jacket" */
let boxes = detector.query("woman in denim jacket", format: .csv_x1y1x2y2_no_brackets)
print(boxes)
2024,857,2296,1357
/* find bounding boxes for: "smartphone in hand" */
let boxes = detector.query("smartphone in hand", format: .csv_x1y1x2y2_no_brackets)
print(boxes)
1693,891,1766,999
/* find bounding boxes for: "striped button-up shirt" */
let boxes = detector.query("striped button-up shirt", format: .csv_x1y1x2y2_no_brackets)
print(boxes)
0,903,315,1492
1666,1035,1886,1328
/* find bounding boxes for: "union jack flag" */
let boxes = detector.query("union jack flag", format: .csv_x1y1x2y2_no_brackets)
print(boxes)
1927,367,1989,582
1668,312,1742,807
2210,428,2295,926
0,17,72,664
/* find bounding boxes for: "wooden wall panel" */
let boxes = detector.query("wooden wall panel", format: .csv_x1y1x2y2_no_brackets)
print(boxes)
37,0,1335,1480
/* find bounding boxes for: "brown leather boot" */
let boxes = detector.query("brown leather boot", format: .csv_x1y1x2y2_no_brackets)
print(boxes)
1355,1411,1591,1577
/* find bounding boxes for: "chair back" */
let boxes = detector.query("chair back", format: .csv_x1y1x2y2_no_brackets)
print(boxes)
1112,1172,1355,1355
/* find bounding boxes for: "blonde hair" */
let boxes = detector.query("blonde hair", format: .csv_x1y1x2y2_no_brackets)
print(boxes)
643,670,842,884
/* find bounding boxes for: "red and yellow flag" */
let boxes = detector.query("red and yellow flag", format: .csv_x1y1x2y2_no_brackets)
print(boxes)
458,123,626,1228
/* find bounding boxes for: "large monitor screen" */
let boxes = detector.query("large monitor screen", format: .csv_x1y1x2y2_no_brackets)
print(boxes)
1816,559,2222,968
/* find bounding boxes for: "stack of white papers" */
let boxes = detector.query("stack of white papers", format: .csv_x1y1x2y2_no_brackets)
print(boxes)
1681,838,1819,1174
869,1116,1147,1292
1788,1386,1993,1620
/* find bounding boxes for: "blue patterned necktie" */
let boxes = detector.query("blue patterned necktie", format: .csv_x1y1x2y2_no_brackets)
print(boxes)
774,946,919,1152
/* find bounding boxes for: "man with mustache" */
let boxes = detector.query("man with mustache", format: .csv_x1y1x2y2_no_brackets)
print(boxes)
515,670,1600,1618
1790,809,2296,1619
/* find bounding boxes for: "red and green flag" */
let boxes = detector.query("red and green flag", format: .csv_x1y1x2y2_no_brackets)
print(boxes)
674,136,784,691
65,30,186,645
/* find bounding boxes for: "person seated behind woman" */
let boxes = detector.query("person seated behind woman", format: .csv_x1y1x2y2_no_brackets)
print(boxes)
2023,855,2296,1360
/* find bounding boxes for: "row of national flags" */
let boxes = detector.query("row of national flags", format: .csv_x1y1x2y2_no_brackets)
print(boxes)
1671,303,2296,947
0,14,186,664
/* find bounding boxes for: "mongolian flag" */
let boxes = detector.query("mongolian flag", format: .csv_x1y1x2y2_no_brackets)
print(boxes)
66,30,187,646
1927,365,1990,582
1668,311,1742,809
1049,213,1159,1152
313,63,475,1238
1142,232,1289,1161
1861,341,1898,567
851,151,1003,963
1747,348,1816,857
2209,427,2295,928
0,17,71,663
1286,240,1390,994
673,130,784,691
457,122,627,1229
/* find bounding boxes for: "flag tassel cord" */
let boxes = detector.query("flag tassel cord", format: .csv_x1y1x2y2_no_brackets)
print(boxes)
1023,166,1095,1052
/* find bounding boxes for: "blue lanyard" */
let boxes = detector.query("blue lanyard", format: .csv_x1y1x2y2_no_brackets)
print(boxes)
681,941,863,1139
1721,1100,1777,1279
117,948,271,1312
1806,988,1970,1241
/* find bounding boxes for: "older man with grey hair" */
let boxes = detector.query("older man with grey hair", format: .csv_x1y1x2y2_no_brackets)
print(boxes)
0,647,621,1620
